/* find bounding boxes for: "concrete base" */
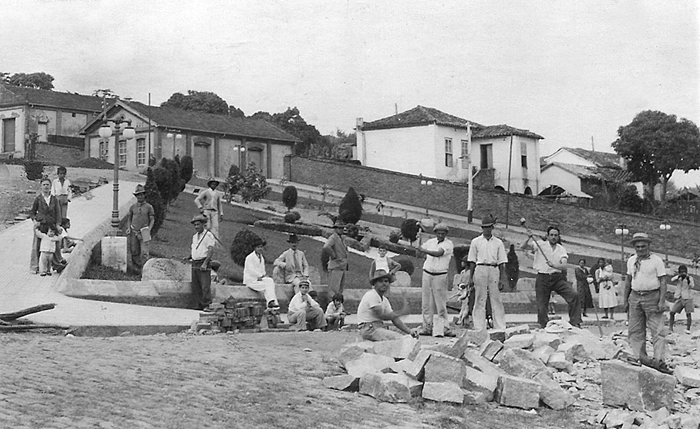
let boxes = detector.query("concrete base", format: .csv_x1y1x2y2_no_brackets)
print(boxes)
101,236,128,272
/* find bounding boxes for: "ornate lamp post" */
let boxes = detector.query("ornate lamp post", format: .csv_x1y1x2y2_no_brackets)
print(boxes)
99,115,136,231
420,178,433,217
660,221,671,265
614,224,629,274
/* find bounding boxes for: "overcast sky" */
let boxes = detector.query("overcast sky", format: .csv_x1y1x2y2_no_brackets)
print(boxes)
2,0,698,156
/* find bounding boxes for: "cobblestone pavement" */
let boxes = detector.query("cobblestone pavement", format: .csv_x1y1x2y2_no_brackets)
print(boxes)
0,331,434,429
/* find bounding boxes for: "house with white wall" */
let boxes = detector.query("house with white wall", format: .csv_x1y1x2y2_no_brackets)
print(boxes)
355,106,543,194
81,100,298,179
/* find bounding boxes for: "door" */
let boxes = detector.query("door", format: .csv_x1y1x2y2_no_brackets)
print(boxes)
2,118,16,152
194,143,210,176
247,148,264,174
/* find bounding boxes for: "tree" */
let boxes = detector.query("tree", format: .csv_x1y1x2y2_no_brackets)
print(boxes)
229,230,262,267
3,72,55,90
179,155,194,183
282,185,298,212
144,168,166,236
612,111,700,203
338,187,363,224
250,107,329,156
159,158,185,202
161,90,244,116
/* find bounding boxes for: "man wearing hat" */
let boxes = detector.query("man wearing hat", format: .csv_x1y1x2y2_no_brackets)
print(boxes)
187,214,216,310
194,177,224,240
623,232,669,370
287,279,326,331
273,234,310,292
416,222,455,337
323,222,349,295
467,215,508,331
125,184,155,269
357,269,418,341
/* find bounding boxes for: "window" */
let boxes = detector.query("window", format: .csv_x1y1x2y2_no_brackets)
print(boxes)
37,123,48,142
119,140,127,167
480,144,492,169
521,141,528,169
444,138,453,167
136,138,146,166
2,118,16,152
99,141,109,161
461,140,469,168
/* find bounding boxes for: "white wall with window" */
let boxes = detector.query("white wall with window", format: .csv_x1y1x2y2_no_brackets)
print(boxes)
136,138,146,166
473,135,540,194
444,138,453,167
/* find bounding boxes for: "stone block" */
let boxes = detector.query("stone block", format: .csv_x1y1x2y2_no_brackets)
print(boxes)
338,342,375,369
448,329,489,358
556,341,590,362
323,374,359,391
494,374,541,409
546,352,572,371
422,381,464,404
489,330,506,343
345,353,395,379
674,366,700,388
464,365,498,394
498,348,551,379
532,332,561,350
389,359,415,375
533,372,575,410
531,345,556,364
424,352,466,387
505,324,531,339
405,349,433,380
141,257,191,281
504,333,535,349
101,236,128,273
359,372,422,403
461,386,493,404
601,360,676,411
372,336,421,361
480,339,504,361
462,351,506,381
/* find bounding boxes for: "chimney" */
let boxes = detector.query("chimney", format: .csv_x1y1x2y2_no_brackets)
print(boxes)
356,117,364,130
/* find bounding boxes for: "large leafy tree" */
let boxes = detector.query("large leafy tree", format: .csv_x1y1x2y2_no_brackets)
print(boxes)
2,72,55,90
161,90,245,117
249,107,329,155
612,110,700,203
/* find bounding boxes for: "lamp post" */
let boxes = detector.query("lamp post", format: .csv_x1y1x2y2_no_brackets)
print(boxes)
420,178,433,217
166,132,183,158
99,115,136,231
660,221,671,265
614,224,629,273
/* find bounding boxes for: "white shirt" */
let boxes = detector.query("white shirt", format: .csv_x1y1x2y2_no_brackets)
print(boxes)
288,292,321,313
357,289,393,324
190,230,215,260
421,238,454,273
373,256,390,272
243,251,267,285
467,235,507,265
51,178,72,199
627,253,666,291
531,240,568,274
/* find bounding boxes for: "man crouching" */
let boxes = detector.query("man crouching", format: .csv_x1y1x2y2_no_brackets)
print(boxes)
357,269,419,341
287,279,327,331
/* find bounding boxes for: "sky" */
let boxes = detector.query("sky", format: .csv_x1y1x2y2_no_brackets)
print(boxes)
2,0,698,157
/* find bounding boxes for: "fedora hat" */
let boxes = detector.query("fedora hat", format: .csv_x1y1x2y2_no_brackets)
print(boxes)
433,223,449,233
481,215,496,227
190,214,208,224
630,232,652,245
133,184,146,195
370,269,395,285
207,176,220,187
287,234,300,243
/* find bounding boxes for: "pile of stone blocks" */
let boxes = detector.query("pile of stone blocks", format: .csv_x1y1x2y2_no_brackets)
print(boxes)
195,298,266,332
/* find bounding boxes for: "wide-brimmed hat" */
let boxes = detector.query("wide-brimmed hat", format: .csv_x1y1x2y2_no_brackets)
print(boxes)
481,215,496,228
287,234,299,243
133,184,146,195
433,223,449,233
190,214,208,224
630,232,652,245
298,279,310,287
370,269,395,285
207,177,220,187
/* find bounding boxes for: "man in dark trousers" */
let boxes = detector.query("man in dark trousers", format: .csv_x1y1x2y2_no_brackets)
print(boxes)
186,214,216,311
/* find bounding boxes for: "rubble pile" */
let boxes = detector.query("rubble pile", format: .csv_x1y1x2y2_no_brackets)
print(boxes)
323,323,700,428
194,298,267,332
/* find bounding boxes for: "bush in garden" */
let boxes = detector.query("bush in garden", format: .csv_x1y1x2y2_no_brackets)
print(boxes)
159,158,185,202
152,166,172,205
226,164,241,200
400,218,421,243
284,211,301,223
230,229,263,267
338,186,363,224
618,185,644,213
388,230,401,243
282,185,298,212
179,155,194,183
394,256,415,275
24,161,44,181
144,168,166,236
228,162,270,203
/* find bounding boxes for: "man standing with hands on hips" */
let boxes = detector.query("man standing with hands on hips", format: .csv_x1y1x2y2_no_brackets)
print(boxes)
623,232,670,373
416,223,455,337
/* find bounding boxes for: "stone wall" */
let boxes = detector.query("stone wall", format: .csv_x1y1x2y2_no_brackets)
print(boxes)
285,156,700,258
34,142,84,167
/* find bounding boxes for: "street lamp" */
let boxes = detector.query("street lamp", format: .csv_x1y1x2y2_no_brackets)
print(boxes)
614,224,629,275
99,115,136,231
660,221,671,265
420,179,433,216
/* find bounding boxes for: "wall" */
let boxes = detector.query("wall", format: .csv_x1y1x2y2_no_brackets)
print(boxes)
34,142,84,166
540,165,581,194
286,156,700,257
269,142,292,179
0,107,25,155
360,125,436,177
476,135,540,194
218,137,242,177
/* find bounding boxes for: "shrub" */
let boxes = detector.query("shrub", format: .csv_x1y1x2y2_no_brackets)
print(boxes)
284,211,301,223
230,162,271,203
282,185,298,212
389,230,401,244
338,186,363,224
400,218,421,243
144,168,166,236
229,229,262,267
152,166,172,205
159,158,184,202
180,155,194,183
618,185,644,213
394,256,415,275
24,161,45,181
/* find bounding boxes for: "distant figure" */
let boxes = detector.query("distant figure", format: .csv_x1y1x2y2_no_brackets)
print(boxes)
57,218,82,254
324,222,349,295
287,280,326,331
574,258,594,317
597,259,617,319
273,234,310,291
357,270,418,341
325,293,347,330
243,237,280,310
35,222,60,277
669,265,694,334
194,177,224,241
369,244,401,279
51,166,72,219
187,214,215,311
505,244,519,291
29,177,61,274
125,184,155,269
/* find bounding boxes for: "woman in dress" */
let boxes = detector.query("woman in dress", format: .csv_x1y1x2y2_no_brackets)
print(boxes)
596,258,617,319
29,177,61,274
574,258,594,317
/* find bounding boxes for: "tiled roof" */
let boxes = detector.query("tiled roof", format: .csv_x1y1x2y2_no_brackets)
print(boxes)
123,101,298,143
0,84,106,112
360,105,543,139
561,147,621,168
544,162,633,182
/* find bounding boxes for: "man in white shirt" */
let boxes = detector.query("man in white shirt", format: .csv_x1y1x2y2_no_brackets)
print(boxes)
194,177,224,241
243,238,280,310
357,270,418,341
287,280,326,331
467,215,508,331
520,225,581,328
187,214,216,311
51,166,72,219
273,234,310,291
416,223,455,337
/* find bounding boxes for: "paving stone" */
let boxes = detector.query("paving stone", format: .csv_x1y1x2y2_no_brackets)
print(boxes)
489,330,506,343
424,352,466,387
389,359,415,375
461,386,493,404
546,352,572,371
323,374,360,391
498,348,551,379
556,341,590,363
679,413,700,429
602,409,635,428
531,345,556,364
359,372,422,403
345,353,395,379
505,324,531,339
674,366,700,388
494,374,541,409
464,365,498,395
338,342,376,369
601,360,676,411
421,381,464,404
372,336,420,361
479,339,504,361
503,333,535,349
533,372,575,410
462,350,506,381
404,349,433,380
531,332,561,350
448,329,489,358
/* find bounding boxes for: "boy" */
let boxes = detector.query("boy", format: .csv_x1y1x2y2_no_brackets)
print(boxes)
51,166,72,219
58,218,82,253
325,293,347,330
369,244,401,278
287,280,326,331
35,223,60,276
669,265,695,334
125,184,155,269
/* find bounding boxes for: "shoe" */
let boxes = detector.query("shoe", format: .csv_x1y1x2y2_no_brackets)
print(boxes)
582,313,588,317
417,329,432,336
685,329,692,335
267,301,280,310
602,316,608,319
443,331,456,338
40,272,47,277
